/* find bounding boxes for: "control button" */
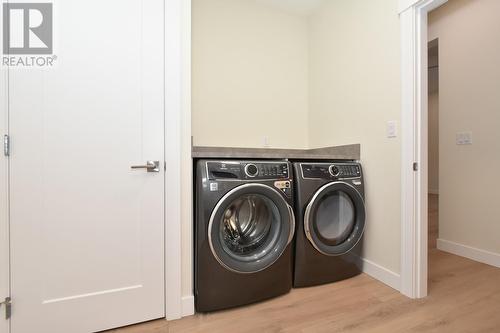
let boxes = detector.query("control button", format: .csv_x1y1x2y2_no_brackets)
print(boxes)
244,164,259,177
329,165,340,177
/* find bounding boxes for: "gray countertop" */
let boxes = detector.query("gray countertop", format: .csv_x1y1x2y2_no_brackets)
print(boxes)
191,144,360,160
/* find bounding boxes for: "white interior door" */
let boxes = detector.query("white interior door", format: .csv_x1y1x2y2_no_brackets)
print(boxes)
8,1,165,332
0,43,9,333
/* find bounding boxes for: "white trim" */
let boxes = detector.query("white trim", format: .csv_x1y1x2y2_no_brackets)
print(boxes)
399,0,422,13
359,258,401,292
437,239,500,269
400,0,448,299
165,0,192,320
165,0,184,320
181,296,195,317
400,4,419,299
180,0,194,320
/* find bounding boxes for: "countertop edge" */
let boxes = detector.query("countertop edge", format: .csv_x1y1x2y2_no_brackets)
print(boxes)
191,144,360,160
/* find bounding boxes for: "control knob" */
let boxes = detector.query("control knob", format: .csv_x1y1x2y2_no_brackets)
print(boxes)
245,164,259,177
329,165,340,177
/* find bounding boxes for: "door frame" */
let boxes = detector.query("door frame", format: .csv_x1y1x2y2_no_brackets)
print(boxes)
165,0,193,320
399,0,448,299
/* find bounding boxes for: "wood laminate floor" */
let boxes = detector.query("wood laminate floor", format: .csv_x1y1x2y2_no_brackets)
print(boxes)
112,194,500,332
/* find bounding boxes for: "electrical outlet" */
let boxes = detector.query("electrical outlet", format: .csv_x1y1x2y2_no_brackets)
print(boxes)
456,132,472,145
262,136,270,148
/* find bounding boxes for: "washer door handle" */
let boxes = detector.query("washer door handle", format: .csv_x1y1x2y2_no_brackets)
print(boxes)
287,204,296,245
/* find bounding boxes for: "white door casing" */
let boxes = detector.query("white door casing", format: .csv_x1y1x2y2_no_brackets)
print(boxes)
399,0,448,299
8,1,165,332
164,0,194,319
164,0,183,320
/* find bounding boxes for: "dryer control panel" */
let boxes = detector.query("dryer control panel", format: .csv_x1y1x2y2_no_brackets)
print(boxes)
301,163,361,179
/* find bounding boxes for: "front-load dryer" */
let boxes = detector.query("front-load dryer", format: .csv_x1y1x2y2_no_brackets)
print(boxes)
293,162,366,287
195,160,295,312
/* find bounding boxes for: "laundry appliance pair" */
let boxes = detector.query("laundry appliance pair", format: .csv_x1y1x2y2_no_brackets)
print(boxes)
195,159,366,312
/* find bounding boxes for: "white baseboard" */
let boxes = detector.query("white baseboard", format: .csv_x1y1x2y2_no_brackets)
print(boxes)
181,295,195,317
428,189,439,195
358,257,401,291
437,239,500,268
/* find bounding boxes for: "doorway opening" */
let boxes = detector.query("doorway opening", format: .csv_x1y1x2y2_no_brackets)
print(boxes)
427,38,439,253
424,0,500,298
427,38,440,293
401,0,500,298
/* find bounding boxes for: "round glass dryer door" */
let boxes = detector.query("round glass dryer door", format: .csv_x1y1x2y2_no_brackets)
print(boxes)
304,182,365,256
208,183,295,273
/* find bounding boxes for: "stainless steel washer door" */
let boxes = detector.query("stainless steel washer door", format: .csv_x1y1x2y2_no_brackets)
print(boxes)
304,182,365,256
208,183,295,273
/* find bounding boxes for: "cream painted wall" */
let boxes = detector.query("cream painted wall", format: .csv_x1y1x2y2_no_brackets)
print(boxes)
429,0,500,254
308,0,402,273
428,92,439,194
428,47,439,194
192,0,309,149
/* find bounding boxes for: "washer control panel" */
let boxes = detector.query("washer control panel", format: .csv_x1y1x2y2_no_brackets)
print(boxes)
301,163,361,179
207,161,290,180
258,163,289,179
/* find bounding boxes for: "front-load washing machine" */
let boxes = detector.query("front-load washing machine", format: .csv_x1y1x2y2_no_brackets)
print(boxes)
293,162,366,287
195,160,295,312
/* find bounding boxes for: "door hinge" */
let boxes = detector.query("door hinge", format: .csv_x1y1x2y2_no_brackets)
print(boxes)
0,297,11,320
3,134,9,157
413,162,418,171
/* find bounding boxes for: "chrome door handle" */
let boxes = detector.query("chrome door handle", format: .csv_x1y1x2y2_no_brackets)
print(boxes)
131,160,160,173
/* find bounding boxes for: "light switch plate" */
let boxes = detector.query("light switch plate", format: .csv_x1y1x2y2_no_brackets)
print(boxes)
456,132,472,145
387,121,398,138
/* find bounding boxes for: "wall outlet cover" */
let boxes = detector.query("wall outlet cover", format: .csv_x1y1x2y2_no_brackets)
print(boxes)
262,136,271,147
